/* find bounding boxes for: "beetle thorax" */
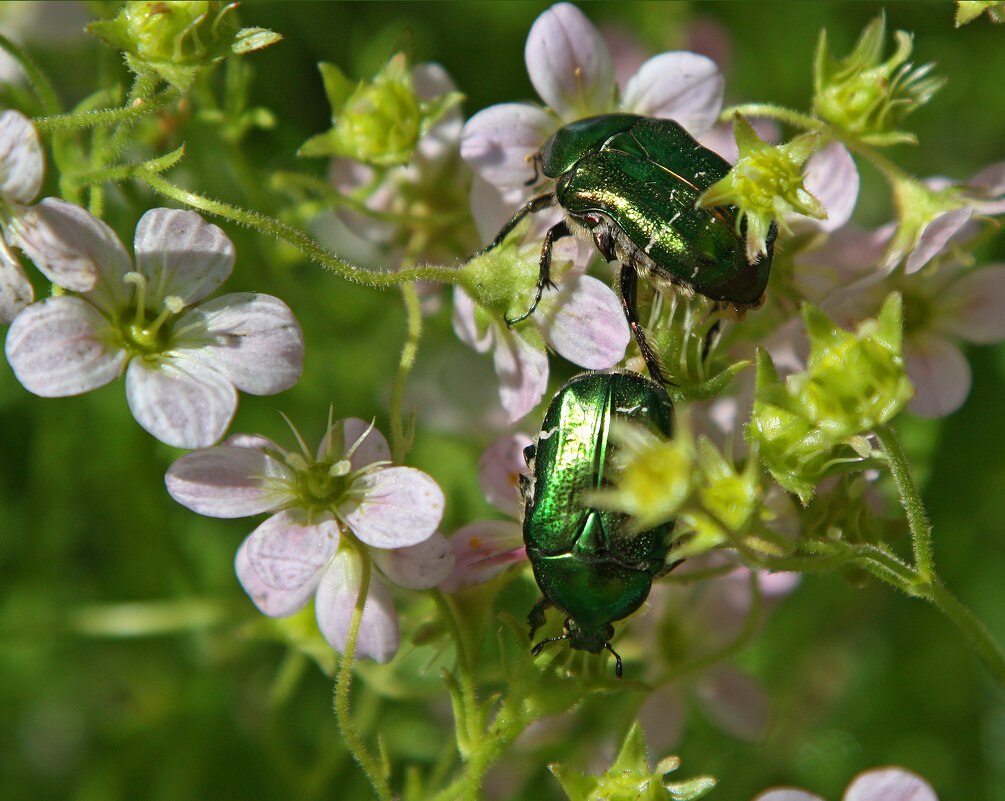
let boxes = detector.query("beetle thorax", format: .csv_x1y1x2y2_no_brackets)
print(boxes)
564,618,614,654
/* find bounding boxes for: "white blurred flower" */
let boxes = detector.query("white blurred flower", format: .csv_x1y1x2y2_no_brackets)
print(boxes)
0,110,100,323
752,766,938,801
4,207,304,447
166,417,452,663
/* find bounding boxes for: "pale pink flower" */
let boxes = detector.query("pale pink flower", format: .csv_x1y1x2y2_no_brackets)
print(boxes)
5,208,303,447
0,110,99,322
440,433,532,592
753,766,938,801
167,417,452,663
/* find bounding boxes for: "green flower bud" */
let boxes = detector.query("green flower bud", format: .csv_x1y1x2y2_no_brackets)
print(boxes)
549,723,716,801
747,294,913,502
87,1,280,91
813,14,945,146
955,2,1005,26
299,54,463,167
697,114,825,263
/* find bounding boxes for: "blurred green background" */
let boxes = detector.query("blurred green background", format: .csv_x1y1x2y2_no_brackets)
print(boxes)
1,2,1003,800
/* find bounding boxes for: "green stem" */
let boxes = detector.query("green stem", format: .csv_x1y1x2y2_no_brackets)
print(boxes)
389,281,422,464
333,553,393,801
432,592,481,754
33,86,177,133
925,581,1005,686
873,423,934,581
136,169,469,291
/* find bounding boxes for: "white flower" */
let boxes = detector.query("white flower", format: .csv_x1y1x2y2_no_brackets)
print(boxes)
752,766,938,801
166,417,453,663
452,272,629,422
460,2,725,237
0,110,99,323
440,433,532,592
4,207,304,447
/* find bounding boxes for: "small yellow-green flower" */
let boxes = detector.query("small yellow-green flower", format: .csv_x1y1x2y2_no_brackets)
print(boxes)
698,114,825,263
813,14,945,145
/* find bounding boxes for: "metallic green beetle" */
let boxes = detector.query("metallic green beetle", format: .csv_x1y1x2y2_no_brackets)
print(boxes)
485,113,777,382
521,370,677,676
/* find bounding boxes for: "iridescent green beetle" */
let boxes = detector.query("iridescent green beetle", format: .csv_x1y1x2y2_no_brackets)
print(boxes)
485,113,777,382
521,370,677,676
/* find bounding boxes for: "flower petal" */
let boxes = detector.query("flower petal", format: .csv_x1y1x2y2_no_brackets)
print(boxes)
452,286,494,353
165,444,286,517
936,265,1005,344
622,52,723,136
968,161,1005,215
525,3,614,119
695,664,770,741
540,273,630,369
493,327,550,423
843,767,938,801
0,243,33,324
904,333,970,418
460,102,555,188
125,356,237,448
438,520,527,592
133,208,235,306
176,292,304,394
752,791,825,801
372,531,455,590
0,109,43,204
798,142,858,232
636,685,686,753
315,549,399,663
343,467,445,549
905,207,972,275
479,433,534,518
9,198,122,293
245,509,340,592
5,295,124,396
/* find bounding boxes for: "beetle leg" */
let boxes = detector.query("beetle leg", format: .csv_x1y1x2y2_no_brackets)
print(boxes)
506,218,572,326
475,192,556,256
527,596,552,640
619,265,667,384
530,634,568,658
603,642,624,678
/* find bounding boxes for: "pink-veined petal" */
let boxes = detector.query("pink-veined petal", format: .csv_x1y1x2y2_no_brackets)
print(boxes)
798,142,858,232
452,286,494,353
176,292,304,394
479,433,534,518
0,109,43,204
439,520,527,592
245,509,340,592
342,467,445,549
460,102,555,188
695,664,770,742
525,3,615,120
843,767,938,801
373,531,455,590
5,295,123,396
968,161,1005,215
622,52,723,136
0,242,33,324
937,265,1005,344
125,356,237,448
540,273,630,369
133,208,235,307
905,207,973,275
493,328,549,423
753,791,825,801
165,444,286,517
904,333,970,418
315,549,399,663
9,198,123,294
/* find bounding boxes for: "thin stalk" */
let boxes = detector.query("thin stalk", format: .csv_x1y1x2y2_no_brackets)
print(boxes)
925,581,1005,686
333,553,393,801
873,423,934,581
389,281,422,464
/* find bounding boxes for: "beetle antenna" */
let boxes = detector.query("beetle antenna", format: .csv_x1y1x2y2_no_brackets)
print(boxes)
530,634,567,657
603,642,624,678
